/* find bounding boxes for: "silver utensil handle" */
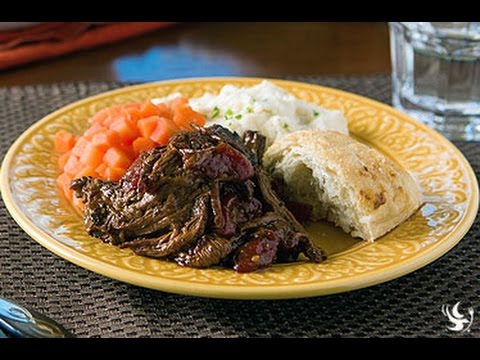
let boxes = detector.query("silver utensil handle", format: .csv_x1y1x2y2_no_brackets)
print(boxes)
0,298,73,338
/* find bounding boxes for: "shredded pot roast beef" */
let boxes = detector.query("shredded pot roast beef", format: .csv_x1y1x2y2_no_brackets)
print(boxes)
71,125,326,272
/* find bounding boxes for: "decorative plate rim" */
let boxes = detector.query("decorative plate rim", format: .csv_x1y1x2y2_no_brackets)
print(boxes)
1,77,478,299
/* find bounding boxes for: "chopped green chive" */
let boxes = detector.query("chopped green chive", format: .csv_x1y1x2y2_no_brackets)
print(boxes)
313,110,319,117
224,109,234,120
282,123,289,130
246,106,253,113
211,106,220,118
235,114,242,120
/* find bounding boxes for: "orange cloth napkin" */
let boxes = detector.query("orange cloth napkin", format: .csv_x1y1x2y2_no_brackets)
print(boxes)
0,22,175,71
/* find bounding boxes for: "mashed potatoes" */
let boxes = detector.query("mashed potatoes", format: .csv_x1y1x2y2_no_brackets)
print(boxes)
152,80,348,146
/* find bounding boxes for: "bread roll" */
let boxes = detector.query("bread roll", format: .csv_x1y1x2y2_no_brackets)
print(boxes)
263,131,422,242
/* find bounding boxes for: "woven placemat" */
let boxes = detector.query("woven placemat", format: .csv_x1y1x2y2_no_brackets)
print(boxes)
0,76,479,338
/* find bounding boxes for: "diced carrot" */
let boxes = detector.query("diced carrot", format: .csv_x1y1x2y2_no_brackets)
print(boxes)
110,105,124,113
124,108,143,123
63,155,84,177
138,116,160,139
169,97,188,111
56,173,73,202
150,117,179,145
121,102,142,110
71,137,91,158
133,137,155,156
58,151,71,171
122,145,136,160
75,165,97,178
170,98,206,129
109,117,140,143
80,143,105,168
57,98,206,207
95,163,107,178
172,112,196,130
140,100,162,118
91,129,121,151
90,104,124,125
156,102,174,118
102,107,123,128
105,166,126,181
54,130,76,153
102,114,116,128
89,108,110,125
83,123,104,140
172,113,191,130
190,112,206,127
103,147,131,169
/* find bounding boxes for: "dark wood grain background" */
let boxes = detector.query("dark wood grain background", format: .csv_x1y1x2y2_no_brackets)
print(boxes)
0,22,391,86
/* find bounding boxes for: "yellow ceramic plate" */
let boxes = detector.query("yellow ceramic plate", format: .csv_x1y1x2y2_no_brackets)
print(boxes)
1,78,478,299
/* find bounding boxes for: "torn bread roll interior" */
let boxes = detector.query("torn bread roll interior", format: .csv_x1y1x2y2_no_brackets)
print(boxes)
263,130,423,242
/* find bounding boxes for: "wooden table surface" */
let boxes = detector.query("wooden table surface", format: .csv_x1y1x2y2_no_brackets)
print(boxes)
0,22,391,86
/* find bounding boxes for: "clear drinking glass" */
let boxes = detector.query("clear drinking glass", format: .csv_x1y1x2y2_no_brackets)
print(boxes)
389,22,480,141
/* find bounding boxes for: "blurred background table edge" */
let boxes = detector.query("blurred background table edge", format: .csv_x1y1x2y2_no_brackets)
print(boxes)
0,22,391,86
